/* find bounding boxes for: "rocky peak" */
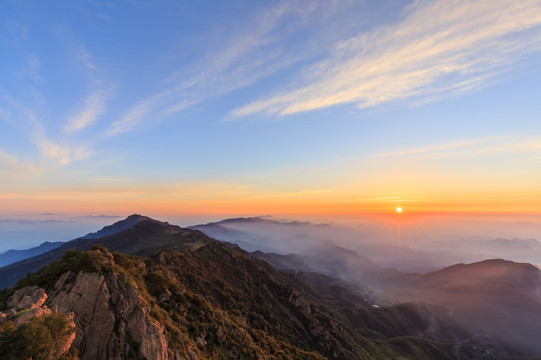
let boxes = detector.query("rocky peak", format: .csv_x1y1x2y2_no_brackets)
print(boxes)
45,269,169,360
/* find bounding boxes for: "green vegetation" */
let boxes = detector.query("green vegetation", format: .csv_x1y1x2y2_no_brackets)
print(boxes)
0,313,78,360
3,240,490,359
15,245,115,291
0,288,14,311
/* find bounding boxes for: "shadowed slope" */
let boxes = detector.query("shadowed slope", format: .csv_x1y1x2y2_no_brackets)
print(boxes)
0,215,212,289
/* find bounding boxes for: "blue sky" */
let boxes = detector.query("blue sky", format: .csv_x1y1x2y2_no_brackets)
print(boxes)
1,0,541,247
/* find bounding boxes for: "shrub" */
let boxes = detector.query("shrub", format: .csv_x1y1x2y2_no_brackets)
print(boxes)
0,312,77,360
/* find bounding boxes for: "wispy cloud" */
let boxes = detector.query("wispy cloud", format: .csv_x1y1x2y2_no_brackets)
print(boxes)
104,93,164,136
103,1,326,135
64,90,107,133
377,138,493,158
232,0,541,117
162,1,314,115
35,136,91,166
16,56,42,82
0,149,42,179
0,193,20,200
76,214,120,219
71,45,96,71
377,136,541,159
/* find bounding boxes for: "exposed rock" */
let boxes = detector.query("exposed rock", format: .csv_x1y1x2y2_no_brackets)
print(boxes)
169,349,188,360
6,285,47,311
0,284,77,359
0,285,53,327
216,327,226,343
62,322,78,356
46,270,170,360
158,288,172,302
187,348,199,360
196,335,207,346
13,306,52,326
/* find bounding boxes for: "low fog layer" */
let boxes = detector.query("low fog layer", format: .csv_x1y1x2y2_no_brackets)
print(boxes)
190,214,541,271
2,213,540,269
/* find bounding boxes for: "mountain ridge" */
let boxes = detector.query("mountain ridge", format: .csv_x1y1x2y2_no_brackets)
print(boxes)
0,241,64,267
2,214,540,358
0,215,211,289
0,242,485,359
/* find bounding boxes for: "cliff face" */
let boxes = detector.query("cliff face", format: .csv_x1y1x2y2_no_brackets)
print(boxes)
1,270,169,360
0,246,171,360
46,270,169,360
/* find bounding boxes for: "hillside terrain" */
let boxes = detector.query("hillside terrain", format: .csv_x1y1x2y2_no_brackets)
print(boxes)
369,259,541,356
0,215,211,289
253,247,541,356
0,217,502,360
190,217,487,272
1,215,539,359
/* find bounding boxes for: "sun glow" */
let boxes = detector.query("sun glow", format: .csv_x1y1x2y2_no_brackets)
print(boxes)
396,207,403,213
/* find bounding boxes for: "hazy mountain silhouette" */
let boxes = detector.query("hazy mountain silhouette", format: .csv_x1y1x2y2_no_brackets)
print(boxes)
81,213,165,239
0,214,210,289
0,222,497,359
2,215,540,357
190,217,486,272
370,259,541,356
0,214,158,268
0,241,63,267
252,243,382,288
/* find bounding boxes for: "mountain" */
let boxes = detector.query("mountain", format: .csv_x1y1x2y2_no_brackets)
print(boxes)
254,246,541,356
370,259,541,356
2,215,539,358
188,217,338,254
190,217,486,272
0,214,154,269
252,243,382,290
0,241,490,359
0,241,63,267
0,214,212,289
81,213,165,239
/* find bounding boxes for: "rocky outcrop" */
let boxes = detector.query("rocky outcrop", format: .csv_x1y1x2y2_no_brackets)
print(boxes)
1,267,170,360
0,285,53,326
0,286,77,358
7,285,47,310
46,270,170,360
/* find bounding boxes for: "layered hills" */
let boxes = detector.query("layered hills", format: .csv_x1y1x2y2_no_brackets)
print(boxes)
0,241,63,267
0,215,211,289
1,215,540,359
371,259,541,355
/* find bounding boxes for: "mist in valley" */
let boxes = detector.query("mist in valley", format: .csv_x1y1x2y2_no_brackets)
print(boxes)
188,214,541,356
189,213,541,271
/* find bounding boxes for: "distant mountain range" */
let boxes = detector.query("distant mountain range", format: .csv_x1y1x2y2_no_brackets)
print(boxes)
0,241,63,267
370,258,541,355
190,217,482,272
0,215,512,360
0,214,161,268
1,215,541,358
0,214,211,289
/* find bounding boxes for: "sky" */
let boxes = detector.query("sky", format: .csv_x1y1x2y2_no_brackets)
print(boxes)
1,0,541,249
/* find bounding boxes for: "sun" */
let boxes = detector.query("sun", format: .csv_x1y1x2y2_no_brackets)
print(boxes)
396,207,403,213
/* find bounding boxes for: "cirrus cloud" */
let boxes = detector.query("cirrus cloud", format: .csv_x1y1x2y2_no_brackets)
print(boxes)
232,0,541,117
